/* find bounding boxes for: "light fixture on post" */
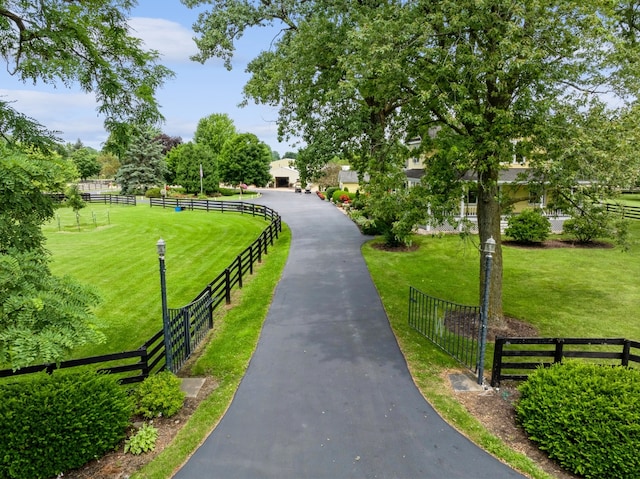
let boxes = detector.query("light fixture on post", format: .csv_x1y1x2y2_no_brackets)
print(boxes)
157,238,173,372
477,236,496,385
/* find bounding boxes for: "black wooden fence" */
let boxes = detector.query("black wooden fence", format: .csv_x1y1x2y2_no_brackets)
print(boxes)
491,337,640,387
48,193,137,205
604,203,640,220
408,287,482,373
0,200,282,383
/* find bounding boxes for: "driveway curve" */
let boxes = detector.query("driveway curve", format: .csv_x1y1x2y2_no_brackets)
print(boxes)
173,190,526,479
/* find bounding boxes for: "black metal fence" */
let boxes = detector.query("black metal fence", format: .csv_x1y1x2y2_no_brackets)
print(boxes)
491,337,640,387
0,200,283,382
408,287,482,373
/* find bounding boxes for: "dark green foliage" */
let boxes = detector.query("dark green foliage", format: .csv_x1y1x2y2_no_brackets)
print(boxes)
218,133,272,187
331,190,355,203
145,187,162,198
505,209,551,243
115,128,166,195
325,186,340,201
0,372,133,479
219,187,239,196
516,362,640,478
165,142,219,195
134,370,185,419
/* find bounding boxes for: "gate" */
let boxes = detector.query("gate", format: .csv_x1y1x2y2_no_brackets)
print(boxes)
408,287,482,373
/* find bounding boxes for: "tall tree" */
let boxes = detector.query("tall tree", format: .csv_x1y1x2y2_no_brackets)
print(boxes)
186,0,640,323
115,128,166,194
71,147,101,181
219,133,272,187
193,113,237,157
0,0,173,150
166,142,219,194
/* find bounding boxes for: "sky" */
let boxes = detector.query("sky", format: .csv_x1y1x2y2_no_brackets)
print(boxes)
0,1,299,155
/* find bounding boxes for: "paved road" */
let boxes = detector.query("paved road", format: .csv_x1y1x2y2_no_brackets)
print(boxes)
174,190,526,479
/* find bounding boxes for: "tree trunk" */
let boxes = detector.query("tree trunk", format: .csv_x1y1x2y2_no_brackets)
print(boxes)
477,165,504,327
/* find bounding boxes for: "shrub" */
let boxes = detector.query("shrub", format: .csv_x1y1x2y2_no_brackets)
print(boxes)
505,209,550,243
563,211,609,243
516,361,640,478
325,186,340,202
145,187,162,198
218,187,238,196
124,423,159,455
134,370,185,419
0,371,133,479
331,190,355,203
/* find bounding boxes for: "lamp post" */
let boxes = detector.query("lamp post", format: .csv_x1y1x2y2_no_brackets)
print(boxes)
477,236,496,385
157,238,173,372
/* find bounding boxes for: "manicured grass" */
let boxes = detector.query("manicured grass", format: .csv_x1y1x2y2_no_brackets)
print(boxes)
362,221,640,479
131,226,291,479
43,204,274,357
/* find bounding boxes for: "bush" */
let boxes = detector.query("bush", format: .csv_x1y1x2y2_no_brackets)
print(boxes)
0,372,133,479
134,370,185,419
325,186,340,202
218,187,238,196
124,422,159,455
145,187,162,198
563,212,609,243
505,209,550,243
516,362,640,478
331,190,355,204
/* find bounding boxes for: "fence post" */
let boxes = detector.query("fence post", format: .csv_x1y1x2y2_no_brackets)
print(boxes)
554,339,564,363
249,244,254,275
237,255,243,288
225,268,231,304
490,338,505,387
622,339,631,366
258,236,263,263
183,307,192,360
207,286,214,329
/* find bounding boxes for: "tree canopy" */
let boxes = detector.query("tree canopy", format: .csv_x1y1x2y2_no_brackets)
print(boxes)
1,0,173,149
186,0,640,323
166,142,219,194
115,127,166,194
218,133,272,187
194,113,237,157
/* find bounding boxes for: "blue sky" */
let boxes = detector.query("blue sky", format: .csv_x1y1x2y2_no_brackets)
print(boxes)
1,1,298,155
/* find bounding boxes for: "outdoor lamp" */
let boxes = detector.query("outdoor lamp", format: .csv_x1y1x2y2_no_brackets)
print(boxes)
484,236,496,256
157,238,166,258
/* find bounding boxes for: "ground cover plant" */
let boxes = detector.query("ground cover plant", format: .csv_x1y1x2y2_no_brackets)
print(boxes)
41,204,273,357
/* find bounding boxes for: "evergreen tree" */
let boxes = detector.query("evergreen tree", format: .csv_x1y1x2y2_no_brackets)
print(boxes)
115,128,166,195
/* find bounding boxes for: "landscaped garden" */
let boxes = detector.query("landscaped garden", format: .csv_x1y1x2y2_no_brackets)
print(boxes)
5,201,640,479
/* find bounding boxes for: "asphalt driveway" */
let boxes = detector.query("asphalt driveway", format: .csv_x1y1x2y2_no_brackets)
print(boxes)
173,190,526,479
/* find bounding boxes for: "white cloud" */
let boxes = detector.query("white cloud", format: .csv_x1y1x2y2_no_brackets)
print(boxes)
128,17,198,63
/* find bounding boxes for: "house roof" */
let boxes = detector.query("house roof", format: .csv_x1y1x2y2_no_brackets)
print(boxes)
338,170,370,183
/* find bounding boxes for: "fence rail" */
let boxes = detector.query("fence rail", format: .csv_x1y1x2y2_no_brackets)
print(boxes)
491,337,640,387
408,287,482,373
0,199,283,382
48,193,136,205
604,203,640,220
0,330,165,384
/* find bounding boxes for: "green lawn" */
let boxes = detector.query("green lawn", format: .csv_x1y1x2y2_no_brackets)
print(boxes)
43,204,273,357
361,221,640,479
40,206,640,479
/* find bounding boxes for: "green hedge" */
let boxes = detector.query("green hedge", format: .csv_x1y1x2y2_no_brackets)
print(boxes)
0,372,133,479
516,361,640,478
505,209,551,243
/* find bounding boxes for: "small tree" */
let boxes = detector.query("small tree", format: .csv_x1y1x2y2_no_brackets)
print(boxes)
0,250,104,370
